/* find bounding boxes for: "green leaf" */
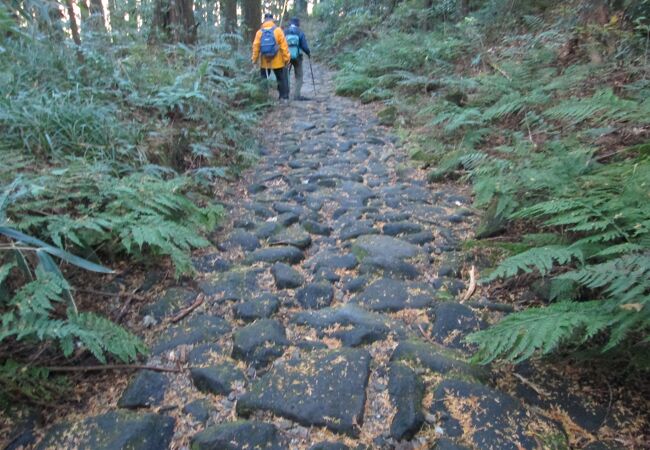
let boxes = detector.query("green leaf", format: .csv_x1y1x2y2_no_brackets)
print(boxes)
0,226,113,273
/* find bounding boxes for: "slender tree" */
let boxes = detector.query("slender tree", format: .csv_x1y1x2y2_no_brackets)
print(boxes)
64,0,85,62
88,0,107,32
242,0,260,43
220,0,237,32
150,0,198,44
459,0,469,17
64,0,81,45
294,0,307,16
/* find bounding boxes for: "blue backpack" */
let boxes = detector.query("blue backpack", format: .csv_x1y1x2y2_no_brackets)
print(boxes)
286,26,300,60
260,26,278,57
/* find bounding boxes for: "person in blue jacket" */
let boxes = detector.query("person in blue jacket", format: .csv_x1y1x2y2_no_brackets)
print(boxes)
285,17,311,101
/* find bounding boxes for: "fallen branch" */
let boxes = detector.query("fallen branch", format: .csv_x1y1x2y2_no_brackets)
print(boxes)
47,364,182,373
169,294,205,323
461,265,477,303
513,372,550,397
417,324,436,345
487,58,512,81
467,299,514,313
74,288,146,301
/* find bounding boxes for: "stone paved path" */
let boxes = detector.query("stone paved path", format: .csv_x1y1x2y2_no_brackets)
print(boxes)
31,67,616,450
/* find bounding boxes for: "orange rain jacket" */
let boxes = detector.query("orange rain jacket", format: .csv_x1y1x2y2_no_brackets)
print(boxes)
251,20,291,69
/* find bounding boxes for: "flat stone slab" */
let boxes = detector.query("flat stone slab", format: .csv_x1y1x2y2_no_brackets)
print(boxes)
190,362,245,395
234,294,280,322
237,348,371,436
244,246,305,265
382,221,423,236
432,438,472,450
302,220,332,236
429,302,483,350
268,225,312,249
191,420,284,450
388,362,424,441
232,319,288,369
358,256,420,280
199,268,262,300
183,399,212,424
353,234,421,261
221,229,261,252
118,370,168,409
193,253,233,273
292,304,390,346
403,230,435,245
152,315,231,355
391,340,488,380
339,222,378,241
295,282,334,309
188,342,224,365
271,263,305,289
309,443,351,450
513,364,610,433
141,287,197,320
312,253,358,273
352,278,436,311
430,379,566,449
36,411,175,450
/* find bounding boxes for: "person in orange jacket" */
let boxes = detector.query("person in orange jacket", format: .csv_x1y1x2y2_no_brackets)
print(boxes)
251,13,291,101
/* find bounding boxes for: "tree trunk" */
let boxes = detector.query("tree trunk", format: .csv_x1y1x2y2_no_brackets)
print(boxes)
242,0,260,43
88,0,107,32
47,2,66,40
459,0,469,17
220,0,237,32
65,0,82,45
150,0,197,44
294,0,307,16
64,0,84,62
108,0,125,32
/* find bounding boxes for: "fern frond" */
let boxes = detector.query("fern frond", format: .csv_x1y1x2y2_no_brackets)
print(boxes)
544,88,650,126
467,301,609,364
485,246,583,281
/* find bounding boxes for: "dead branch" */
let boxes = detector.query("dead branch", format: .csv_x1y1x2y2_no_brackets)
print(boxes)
461,265,477,303
46,364,182,373
168,294,205,323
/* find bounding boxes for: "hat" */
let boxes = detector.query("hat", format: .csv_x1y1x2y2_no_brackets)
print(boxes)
264,13,274,20
290,17,300,26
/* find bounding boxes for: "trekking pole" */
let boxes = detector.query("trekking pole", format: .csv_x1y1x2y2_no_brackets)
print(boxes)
308,55,316,96
287,63,291,93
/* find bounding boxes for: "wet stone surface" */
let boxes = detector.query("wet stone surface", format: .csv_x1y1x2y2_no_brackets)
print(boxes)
36,411,175,450
33,66,599,450
117,370,168,409
191,420,284,450
237,348,371,436
232,319,288,369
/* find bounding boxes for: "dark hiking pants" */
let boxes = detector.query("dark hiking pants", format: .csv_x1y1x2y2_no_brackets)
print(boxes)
261,68,289,100
289,57,304,100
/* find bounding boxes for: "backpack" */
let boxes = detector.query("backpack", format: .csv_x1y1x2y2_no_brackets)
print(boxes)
260,26,278,57
286,26,300,60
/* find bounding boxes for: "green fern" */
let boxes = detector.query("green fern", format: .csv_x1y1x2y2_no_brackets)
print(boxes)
467,301,610,364
485,245,584,281
544,88,650,126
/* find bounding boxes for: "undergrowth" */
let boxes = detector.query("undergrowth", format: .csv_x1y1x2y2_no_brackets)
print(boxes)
0,5,267,406
316,0,650,367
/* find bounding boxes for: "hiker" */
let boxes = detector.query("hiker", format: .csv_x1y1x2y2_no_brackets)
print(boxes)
285,17,311,101
251,13,290,102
